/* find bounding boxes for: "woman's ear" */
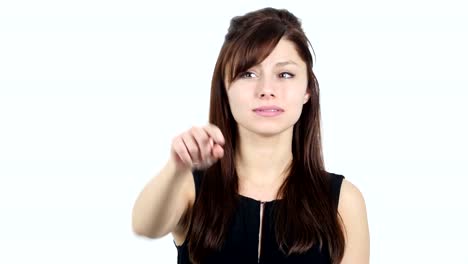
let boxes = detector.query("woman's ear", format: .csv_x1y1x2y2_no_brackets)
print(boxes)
303,92,310,104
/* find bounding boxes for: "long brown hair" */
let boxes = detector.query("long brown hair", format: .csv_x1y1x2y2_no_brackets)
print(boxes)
188,7,345,264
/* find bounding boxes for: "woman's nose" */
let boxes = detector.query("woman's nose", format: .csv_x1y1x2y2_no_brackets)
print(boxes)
260,92,275,99
257,77,277,99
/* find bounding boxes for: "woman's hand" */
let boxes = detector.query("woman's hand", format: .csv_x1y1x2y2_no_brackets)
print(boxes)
170,124,225,171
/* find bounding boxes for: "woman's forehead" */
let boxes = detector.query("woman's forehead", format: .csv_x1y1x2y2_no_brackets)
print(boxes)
227,39,303,72
260,39,304,64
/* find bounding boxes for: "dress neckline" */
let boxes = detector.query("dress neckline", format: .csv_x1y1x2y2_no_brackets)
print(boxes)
237,193,282,204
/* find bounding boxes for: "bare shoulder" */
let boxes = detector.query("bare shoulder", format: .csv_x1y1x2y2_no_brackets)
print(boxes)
338,179,370,264
338,179,366,212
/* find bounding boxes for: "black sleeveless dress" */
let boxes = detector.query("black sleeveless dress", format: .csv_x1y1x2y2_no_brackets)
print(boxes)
174,170,345,264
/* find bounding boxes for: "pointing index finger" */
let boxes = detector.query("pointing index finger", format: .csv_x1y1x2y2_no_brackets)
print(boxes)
203,124,225,146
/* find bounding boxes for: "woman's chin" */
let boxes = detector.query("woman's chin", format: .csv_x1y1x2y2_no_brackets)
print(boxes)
247,126,292,138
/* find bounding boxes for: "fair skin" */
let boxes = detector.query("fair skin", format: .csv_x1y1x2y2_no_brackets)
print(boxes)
227,37,370,262
338,180,370,263
226,38,309,201
133,37,369,263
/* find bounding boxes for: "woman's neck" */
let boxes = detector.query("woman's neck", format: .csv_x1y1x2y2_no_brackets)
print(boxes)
235,127,293,190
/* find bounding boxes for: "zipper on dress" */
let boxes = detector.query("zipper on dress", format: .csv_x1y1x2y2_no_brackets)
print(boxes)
258,201,265,263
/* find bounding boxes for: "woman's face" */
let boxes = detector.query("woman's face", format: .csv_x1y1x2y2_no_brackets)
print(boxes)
225,38,310,137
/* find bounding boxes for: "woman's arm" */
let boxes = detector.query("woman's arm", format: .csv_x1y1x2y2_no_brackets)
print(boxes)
131,124,225,239
338,179,370,264
131,158,195,238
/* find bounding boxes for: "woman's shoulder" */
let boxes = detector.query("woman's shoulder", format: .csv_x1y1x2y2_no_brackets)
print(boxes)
335,176,370,262
338,178,366,212
325,171,365,209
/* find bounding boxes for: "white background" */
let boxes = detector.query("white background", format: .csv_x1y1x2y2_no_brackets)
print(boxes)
1,0,467,263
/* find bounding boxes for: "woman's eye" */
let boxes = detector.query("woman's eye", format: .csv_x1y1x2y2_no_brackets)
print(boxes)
239,71,256,78
279,72,295,79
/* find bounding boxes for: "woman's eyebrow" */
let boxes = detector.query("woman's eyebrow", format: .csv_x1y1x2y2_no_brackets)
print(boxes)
275,60,298,67
250,60,299,70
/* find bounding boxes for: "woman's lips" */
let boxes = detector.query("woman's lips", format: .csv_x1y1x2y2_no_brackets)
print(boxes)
253,106,284,117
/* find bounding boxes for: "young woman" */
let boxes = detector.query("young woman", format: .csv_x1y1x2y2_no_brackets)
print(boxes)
132,7,370,264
